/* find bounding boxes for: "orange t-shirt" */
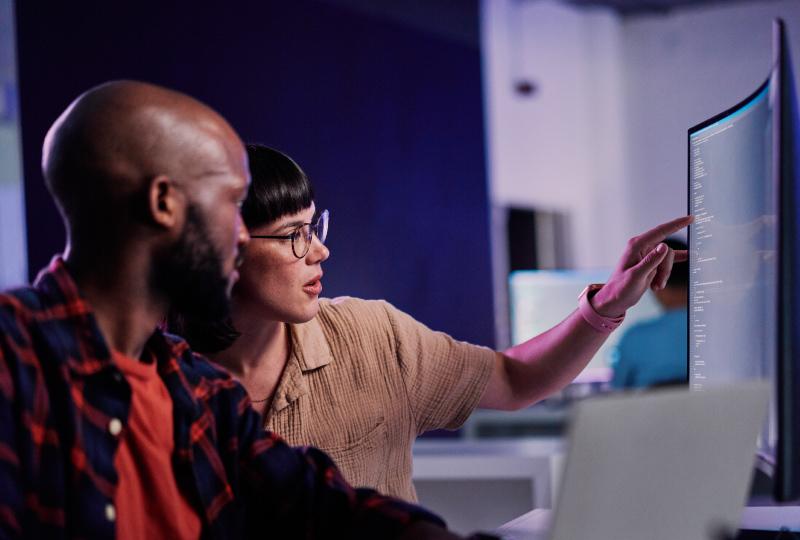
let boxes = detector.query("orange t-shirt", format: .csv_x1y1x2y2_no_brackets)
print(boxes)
112,350,202,540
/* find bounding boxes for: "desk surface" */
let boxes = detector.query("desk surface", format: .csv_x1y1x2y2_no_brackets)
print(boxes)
494,506,800,539
740,506,800,530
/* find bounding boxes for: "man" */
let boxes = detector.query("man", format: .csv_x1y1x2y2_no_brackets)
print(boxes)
612,238,689,388
0,80,474,539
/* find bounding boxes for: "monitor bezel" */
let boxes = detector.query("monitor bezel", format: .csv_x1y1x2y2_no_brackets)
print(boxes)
773,16,800,503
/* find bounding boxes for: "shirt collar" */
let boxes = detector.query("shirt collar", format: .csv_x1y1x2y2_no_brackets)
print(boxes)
35,256,184,377
35,256,115,375
268,315,333,415
290,316,333,372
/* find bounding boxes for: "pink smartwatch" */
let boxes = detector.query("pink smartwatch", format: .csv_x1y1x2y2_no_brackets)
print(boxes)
578,284,625,333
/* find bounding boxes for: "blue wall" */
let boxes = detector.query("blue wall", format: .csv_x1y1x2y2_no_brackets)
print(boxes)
15,0,495,347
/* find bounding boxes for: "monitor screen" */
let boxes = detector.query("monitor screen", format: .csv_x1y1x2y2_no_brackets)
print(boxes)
689,18,800,503
688,77,776,466
509,269,663,385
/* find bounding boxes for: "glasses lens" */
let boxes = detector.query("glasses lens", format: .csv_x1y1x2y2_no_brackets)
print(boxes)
292,226,312,258
291,211,328,258
315,210,329,245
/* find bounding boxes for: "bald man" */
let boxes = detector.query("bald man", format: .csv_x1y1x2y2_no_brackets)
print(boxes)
0,81,473,540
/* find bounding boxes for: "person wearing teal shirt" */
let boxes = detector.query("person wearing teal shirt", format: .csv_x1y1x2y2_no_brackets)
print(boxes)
612,238,689,389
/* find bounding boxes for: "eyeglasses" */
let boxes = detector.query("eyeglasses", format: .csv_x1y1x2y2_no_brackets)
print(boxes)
250,209,329,259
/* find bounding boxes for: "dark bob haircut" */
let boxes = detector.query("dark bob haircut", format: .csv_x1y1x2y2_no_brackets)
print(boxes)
241,143,315,229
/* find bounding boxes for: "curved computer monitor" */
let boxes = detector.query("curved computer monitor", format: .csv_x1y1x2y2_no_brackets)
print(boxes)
688,18,800,503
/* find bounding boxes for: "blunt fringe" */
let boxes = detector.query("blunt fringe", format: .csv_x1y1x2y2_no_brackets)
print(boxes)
241,143,315,229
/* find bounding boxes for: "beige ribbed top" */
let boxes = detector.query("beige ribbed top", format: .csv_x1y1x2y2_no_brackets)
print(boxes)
263,297,495,502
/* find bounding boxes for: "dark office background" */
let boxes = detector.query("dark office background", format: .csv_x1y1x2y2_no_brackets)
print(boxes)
14,0,494,348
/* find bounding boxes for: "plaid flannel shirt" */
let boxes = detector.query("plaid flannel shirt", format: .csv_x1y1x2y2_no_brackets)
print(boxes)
0,257,444,540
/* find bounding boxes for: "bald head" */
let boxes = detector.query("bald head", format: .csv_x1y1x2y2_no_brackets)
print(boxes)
42,80,244,243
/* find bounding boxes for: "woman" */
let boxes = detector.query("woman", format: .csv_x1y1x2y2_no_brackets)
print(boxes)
169,143,691,502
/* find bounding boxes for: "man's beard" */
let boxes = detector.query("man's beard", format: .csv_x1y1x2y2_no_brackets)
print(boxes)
153,204,232,322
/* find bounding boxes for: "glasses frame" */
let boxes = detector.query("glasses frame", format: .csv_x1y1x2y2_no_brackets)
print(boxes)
250,209,328,259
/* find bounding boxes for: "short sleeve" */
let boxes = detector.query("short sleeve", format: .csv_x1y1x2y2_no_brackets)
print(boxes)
380,302,496,434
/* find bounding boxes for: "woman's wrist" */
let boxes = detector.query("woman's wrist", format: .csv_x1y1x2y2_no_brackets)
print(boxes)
588,284,625,319
578,285,625,333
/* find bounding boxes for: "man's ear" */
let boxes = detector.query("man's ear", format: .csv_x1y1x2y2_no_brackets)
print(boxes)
148,174,183,229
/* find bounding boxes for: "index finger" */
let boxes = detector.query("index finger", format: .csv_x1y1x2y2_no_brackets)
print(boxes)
637,215,694,247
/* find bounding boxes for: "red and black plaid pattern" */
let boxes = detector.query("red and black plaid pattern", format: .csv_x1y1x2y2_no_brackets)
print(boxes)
0,258,443,540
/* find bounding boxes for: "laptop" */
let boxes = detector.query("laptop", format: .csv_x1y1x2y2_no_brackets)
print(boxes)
494,381,771,540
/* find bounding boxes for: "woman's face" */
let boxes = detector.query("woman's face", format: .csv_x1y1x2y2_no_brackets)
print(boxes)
232,203,330,325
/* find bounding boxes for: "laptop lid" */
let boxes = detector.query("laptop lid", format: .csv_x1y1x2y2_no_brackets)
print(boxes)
543,382,770,540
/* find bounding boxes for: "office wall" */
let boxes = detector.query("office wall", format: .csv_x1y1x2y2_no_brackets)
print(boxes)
14,1,494,347
482,0,628,272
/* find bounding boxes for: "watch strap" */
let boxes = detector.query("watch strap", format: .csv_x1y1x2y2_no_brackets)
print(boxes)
578,284,625,333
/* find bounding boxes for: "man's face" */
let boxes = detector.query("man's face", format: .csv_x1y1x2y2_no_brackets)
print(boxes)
155,122,251,321
154,203,234,321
